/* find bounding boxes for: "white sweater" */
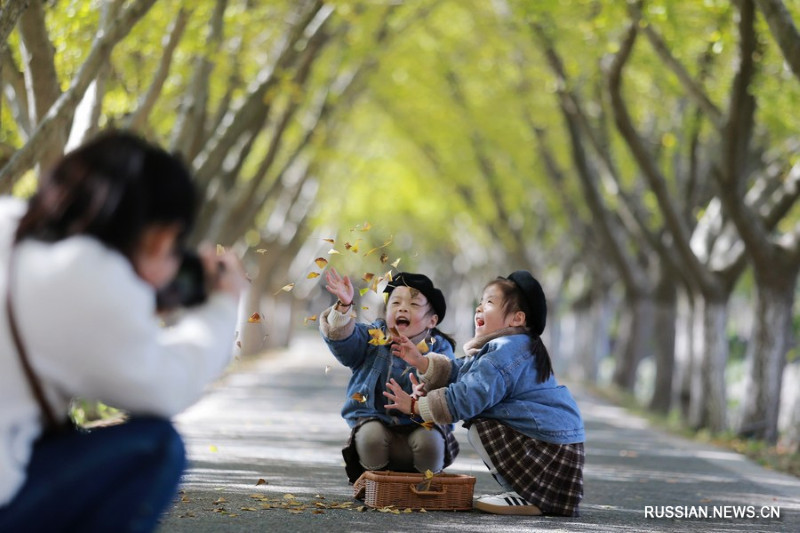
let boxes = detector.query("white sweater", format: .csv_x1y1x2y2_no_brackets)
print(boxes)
0,198,239,505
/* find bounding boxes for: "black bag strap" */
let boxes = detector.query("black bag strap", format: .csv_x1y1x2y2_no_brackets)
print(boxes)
6,248,62,431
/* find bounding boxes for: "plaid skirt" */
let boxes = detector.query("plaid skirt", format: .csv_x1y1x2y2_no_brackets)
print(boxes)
341,417,460,483
470,418,584,516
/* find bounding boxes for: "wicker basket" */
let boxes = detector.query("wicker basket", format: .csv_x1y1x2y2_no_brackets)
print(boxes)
353,470,475,511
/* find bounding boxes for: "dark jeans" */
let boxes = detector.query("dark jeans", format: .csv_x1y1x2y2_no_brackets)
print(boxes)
0,417,186,533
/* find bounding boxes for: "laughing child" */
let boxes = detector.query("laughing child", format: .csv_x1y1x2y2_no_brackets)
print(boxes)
320,269,459,483
384,270,585,516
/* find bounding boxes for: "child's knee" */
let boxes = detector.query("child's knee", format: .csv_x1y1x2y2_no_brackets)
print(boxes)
355,421,391,470
408,429,445,472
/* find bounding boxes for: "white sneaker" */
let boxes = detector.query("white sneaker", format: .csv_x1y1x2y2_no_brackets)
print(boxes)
474,491,542,516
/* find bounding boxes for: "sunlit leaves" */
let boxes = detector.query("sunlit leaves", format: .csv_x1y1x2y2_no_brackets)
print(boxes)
274,283,295,295
367,328,391,345
248,312,263,323
314,257,329,268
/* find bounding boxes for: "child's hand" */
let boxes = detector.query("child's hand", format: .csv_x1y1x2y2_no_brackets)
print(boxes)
324,268,354,305
383,378,413,414
410,372,426,399
391,335,429,373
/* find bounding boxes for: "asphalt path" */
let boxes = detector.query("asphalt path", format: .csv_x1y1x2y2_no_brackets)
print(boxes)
157,332,800,533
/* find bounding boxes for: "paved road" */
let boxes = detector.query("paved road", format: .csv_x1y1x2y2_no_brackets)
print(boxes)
157,332,800,532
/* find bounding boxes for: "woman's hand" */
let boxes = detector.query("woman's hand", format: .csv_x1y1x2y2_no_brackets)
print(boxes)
324,268,354,306
199,244,249,299
383,378,414,414
391,335,429,373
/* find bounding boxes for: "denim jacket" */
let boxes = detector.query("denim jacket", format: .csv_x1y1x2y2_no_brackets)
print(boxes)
320,307,455,428
426,332,584,444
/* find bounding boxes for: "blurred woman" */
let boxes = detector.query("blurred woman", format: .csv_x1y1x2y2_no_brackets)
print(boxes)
0,131,248,532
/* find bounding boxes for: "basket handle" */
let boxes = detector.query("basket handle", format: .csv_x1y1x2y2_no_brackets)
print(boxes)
409,483,448,497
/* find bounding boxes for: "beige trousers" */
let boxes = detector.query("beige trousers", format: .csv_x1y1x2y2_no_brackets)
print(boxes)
355,420,445,473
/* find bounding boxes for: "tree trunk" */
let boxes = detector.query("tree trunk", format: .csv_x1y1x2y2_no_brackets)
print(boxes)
738,271,796,442
674,290,695,419
612,292,654,391
689,295,729,432
649,274,677,413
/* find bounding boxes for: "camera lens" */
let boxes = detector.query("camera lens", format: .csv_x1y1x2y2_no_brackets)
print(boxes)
155,251,208,310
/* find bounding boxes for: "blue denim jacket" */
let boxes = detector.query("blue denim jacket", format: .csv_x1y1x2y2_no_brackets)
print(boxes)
321,315,455,428
444,333,584,444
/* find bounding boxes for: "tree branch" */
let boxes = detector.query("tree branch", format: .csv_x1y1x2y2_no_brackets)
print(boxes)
0,0,158,190
755,0,800,82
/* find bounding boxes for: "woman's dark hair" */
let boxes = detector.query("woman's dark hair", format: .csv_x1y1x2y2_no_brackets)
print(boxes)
486,278,553,383
15,130,197,260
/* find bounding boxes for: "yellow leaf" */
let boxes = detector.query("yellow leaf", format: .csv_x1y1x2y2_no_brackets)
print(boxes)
328,248,341,255
364,236,393,257
350,243,359,253
391,258,401,268
248,312,262,323
389,326,400,337
351,392,368,403
361,306,369,310
322,238,335,244
367,328,391,346
216,244,225,255
424,469,434,479
362,272,374,282
283,494,296,500
314,257,328,268
256,248,268,254
359,287,369,296
274,283,295,295
304,315,318,324
380,252,388,264
307,272,321,279
210,445,219,452
416,339,429,354
240,507,257,512
360,222,372,231
256,479,267,486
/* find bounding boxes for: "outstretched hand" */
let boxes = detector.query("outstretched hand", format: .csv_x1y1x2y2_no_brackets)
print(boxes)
324,267,354,305
383,378,414,415
391,335,429,373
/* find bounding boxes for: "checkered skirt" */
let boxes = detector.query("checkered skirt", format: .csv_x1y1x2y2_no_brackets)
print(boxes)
471,418,584,516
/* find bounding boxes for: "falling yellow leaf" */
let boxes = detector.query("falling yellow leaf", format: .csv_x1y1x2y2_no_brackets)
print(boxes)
351,392,368,403
314,257,328,268
389,326,400,337
248,312,262,323
274,283,295,295
210,445,219,452
304,315,318,324
380,252,388,264
367,328,391,346
416,339,429,354
361,306,369,310
424,469,434,479
328,248,341,255
350,243,359,253
359,287,370,296
322,238,335,244
362,272,374,282
256,248,268,254
391,258,401,268
364,236,393,257
360,222,372,231
307,272,321,279
216,244,226,255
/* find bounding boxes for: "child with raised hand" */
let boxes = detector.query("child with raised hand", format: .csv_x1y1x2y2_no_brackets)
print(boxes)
320,268,459,483
384,270,585,517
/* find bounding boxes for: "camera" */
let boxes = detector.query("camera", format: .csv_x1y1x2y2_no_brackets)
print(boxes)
155,251,208,311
